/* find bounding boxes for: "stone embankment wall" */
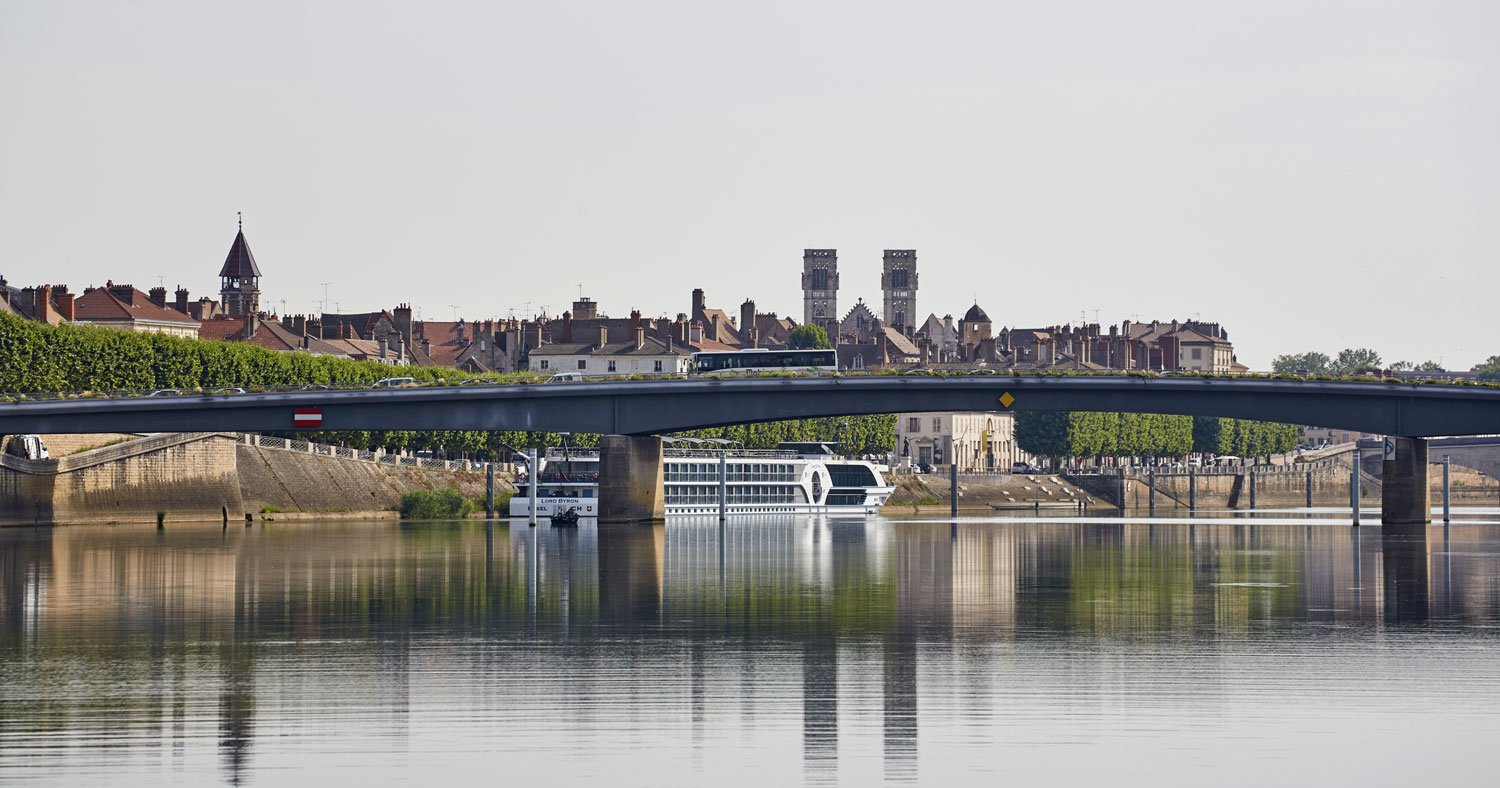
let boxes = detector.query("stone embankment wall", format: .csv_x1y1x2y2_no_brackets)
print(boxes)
888,472,1096,511
1,433,245,526
236,445,496,515
1,433,509,526
1076,464,1374,510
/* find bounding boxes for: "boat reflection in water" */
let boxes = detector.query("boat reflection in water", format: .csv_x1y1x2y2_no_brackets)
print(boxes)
3,514,1500,786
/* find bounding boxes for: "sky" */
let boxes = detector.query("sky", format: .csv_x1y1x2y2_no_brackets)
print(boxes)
1,0,1495,370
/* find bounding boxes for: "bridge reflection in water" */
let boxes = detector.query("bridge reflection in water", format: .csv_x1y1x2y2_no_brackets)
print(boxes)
3,516,1500,786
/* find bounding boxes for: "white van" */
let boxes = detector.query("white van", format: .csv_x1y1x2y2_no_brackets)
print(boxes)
7,434,49,460
547,373,584,383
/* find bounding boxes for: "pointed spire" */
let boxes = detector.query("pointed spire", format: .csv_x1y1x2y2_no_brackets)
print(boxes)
218,216,262,278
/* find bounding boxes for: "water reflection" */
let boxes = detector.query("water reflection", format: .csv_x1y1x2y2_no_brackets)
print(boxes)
2,517,1500,786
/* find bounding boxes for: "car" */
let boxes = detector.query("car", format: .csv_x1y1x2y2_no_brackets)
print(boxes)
212,387,246,394
459,378,491,385
300,383,331,391
969,369,999,375
916,463,936,474
547,373,584,383
147,389,181,397
373,377,416,388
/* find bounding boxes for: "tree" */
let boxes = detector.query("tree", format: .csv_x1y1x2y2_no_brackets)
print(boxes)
787,324,832,350
1472,356,1500,381
1415,360,1444,372
1271,352,1330,376
1330,348,1382,376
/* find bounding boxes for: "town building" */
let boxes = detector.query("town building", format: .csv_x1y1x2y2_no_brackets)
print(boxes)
199,313,357,358
71,282,202,338
1,279,72,325
528,326,692,377
895,411,1026,471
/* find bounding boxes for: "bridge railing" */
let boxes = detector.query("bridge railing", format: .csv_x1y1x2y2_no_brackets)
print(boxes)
240,432,484,472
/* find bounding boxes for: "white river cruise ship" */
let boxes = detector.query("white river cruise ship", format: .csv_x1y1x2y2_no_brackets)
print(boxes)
509,441,894,518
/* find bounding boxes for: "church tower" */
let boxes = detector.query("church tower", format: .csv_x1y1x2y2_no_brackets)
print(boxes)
801,249,839,327
219,214,262,316
881,249,917,333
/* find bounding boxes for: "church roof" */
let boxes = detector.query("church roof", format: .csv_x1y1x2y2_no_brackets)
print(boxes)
218,230,262,278
963,303,990,322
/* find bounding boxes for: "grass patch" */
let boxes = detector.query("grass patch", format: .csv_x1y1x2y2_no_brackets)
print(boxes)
400,487,476,519
260,505,286,514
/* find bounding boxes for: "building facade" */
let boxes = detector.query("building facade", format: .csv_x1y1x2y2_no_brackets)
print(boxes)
896,411,1025,471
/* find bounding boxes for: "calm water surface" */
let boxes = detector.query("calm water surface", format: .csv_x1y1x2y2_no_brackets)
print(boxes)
3,514,1500,786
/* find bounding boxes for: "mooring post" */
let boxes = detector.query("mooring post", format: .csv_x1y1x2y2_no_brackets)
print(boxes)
1351,451,1361,527
1148,471,1156,514
528,448,539,527
950,462,958,516
1443,454,1451,524
486,462,496,518
1189,469,1197,511
718,450,728,522
1117,467,1127,511
1249,468,1257,510
1307,469,1314,508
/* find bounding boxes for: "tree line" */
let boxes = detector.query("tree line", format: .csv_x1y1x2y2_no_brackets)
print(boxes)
1014,411,1299,463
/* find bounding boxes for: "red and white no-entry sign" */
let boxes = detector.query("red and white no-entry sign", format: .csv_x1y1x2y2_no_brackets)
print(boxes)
293,408,323,427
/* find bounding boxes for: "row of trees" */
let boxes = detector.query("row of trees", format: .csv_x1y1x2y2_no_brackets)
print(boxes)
1474,355,1500,381
281,415,899,459
0,311,509,393
1271,348,1393,376
1014,411,1300,462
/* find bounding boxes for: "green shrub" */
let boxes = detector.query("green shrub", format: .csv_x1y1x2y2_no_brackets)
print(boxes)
400,487,475,519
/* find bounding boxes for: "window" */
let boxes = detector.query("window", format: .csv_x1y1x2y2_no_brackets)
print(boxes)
932,417,942,432
811,268,829,290
607,360,617,372
852,356,864,370
577,359,587,370
891,269,909,289
540,360,549,370
908,417,920,432
654,360,663,372
1191,348,1202,360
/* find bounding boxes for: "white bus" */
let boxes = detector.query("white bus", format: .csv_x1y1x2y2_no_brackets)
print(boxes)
690,348,837,375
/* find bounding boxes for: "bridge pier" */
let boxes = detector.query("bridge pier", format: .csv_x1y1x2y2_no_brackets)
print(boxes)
1381,437,1430,534
598,435,665,524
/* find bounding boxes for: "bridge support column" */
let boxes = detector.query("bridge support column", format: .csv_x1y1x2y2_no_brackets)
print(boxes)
599,435,665,524
1381,437,1430,534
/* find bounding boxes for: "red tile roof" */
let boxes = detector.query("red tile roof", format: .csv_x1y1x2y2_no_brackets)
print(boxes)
74,285,200,325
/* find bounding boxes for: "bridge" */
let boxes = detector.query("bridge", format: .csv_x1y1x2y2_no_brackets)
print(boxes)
3,375,1498,526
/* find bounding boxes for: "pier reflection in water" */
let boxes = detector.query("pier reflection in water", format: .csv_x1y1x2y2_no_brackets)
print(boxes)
3,516,1500,787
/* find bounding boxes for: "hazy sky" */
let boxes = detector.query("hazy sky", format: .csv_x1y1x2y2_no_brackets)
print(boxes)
2,1,1495,369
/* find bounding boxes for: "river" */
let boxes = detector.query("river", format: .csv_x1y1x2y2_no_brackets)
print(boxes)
3,512,1499,786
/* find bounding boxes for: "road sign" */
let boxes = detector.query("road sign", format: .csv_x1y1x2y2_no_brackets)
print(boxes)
294,408,323,427
1382,436,1396,462
999,392,1015,408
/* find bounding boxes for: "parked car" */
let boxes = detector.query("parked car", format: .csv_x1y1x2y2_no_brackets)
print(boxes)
147,389,181,397
547,373,584,383
212,387,246,394
5,434,48,460
915,463,936,474
373,377,415,388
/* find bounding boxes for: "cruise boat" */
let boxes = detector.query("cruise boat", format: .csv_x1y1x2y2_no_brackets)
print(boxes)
509,441,894,518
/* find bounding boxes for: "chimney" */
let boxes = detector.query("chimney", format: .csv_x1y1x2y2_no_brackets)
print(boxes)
634,325,644,350
55,290,74,322
598,325,609,349
293,315,306,336
281,313,294,330
394,304,413,344
308,318,322,338
689,321,703,343
37,285,51,323
422,338,431,356
562,310,572,343
378,336,388,359
629,309,641,333
148,286,167,308
691,288,705,315
243,311,258,340
343,322,354,340
174,287,189,314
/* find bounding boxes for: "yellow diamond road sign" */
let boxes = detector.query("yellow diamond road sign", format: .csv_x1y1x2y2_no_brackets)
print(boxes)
999,392,1015,408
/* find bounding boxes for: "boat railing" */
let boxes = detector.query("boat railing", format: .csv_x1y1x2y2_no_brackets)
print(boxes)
665,449,802,459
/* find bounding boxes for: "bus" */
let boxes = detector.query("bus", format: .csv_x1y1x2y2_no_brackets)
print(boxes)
690,348,837,375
